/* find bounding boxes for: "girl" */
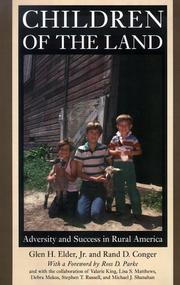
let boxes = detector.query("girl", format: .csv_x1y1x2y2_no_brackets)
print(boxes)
47,138,79,219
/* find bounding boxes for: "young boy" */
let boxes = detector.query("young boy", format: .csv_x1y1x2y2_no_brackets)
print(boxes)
47,139,78,218
74,121,111,223
109,114,142,218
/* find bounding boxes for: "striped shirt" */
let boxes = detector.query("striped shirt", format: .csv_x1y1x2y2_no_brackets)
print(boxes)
74,142,111,180
109,131,140,161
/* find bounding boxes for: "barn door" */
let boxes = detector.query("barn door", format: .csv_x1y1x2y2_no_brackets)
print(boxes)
115,54,166,186
67,96,106,147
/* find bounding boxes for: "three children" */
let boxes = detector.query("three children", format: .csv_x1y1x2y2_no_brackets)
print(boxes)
47,114,142,222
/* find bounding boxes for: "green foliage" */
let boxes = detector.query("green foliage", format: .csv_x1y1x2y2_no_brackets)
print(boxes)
141,191,162,212
24,146,52,191
25,144,52,161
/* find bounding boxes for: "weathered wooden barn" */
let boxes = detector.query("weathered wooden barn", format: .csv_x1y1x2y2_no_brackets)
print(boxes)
23,54,112,147
23,54,166,185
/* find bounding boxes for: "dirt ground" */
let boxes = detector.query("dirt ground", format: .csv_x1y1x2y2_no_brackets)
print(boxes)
24,189,162,231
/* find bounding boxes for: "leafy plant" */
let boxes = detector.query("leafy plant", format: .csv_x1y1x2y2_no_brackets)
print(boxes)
25,144,52,161
141,191,162,212
24,146,52,191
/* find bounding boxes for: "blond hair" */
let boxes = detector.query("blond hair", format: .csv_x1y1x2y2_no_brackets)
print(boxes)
116,114,133,124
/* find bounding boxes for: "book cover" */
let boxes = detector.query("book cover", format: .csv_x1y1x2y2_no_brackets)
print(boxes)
11,0,174,284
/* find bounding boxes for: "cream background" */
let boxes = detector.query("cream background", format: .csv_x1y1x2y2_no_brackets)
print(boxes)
12,0,173,284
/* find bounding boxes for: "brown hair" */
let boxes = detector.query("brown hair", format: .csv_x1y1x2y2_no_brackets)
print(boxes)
57,138,74,152
116,114,133,124
86,121,103,134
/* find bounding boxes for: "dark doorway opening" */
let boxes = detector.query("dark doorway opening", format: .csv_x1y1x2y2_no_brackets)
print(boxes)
108,54,166,186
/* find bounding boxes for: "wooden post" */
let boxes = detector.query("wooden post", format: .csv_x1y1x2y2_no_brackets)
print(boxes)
103,55,120,144
63,55,70,138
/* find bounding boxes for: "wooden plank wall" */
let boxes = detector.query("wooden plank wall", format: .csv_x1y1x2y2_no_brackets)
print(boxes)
23,54,113,149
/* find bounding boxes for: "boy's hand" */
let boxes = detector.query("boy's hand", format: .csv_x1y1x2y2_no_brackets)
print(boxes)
89,176,98,182
97,177,107,183
89,176,107,183
115,149,122,157
48,173,56,183
124,150,133,158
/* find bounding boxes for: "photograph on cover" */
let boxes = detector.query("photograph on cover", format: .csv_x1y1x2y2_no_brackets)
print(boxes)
19,5,167,246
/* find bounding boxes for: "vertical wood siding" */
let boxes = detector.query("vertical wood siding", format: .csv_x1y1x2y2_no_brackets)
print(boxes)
23,54,112,148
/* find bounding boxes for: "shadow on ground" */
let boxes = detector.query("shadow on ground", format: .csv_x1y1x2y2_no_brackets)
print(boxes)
24,191,162,232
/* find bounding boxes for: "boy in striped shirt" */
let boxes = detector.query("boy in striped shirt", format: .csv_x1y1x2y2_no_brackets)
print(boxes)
74,122,111,223
109,114,142,218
